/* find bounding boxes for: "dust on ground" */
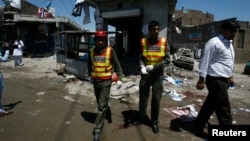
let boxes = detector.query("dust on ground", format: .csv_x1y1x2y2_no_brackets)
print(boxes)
1,55,250,125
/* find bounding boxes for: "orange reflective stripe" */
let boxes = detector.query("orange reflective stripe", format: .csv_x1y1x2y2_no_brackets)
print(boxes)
91,47,113,80
141,38,147,52
142,38,167,65
92,65,112,72
91,71,112,77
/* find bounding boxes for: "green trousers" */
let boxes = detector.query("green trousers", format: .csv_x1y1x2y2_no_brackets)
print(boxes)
93,80,112,133
139,73,163,124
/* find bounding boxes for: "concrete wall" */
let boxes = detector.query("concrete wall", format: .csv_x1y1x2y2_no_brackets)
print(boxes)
235,30,250,63
142,0,169,38
93,0,173,38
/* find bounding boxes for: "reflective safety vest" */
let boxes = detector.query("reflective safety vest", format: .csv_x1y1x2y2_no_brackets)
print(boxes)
90,47,113,80
141,37,167,65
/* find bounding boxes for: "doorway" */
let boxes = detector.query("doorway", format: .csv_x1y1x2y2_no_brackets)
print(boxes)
107,16,142,74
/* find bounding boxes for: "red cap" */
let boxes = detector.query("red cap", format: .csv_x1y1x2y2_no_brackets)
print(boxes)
94,30,107,39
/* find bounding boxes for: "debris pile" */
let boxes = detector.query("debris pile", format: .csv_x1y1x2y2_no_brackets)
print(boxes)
173,48,194,71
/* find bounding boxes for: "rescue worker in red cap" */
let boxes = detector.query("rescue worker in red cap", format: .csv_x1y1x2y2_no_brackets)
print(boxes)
88,30,123,141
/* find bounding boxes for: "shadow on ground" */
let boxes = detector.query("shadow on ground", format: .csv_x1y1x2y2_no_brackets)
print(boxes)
80,108,113,124
121,110,152,128
170,115,208,139
81,111,96,123
3,100,22,111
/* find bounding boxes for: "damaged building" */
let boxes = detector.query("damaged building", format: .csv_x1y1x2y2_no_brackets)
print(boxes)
169,8,250,64
74,0,178,74
0,0,82,56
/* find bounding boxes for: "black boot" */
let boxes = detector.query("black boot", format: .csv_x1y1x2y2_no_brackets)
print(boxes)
152,123,159,133
93,131,100,141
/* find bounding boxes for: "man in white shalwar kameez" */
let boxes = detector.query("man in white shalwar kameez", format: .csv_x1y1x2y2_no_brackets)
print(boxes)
12,37,24,67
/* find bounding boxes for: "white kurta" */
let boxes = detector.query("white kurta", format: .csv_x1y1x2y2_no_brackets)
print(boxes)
12,40,24,56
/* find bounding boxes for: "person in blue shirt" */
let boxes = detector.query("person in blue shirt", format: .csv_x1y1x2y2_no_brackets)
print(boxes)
195,20,240,131
0,71,6,114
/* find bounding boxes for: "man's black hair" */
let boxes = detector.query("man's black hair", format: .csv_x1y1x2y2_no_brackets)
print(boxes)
221,20,240,31
148,20,160,30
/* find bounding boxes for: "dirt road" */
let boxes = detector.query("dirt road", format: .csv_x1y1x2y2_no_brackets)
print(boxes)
0,56,249,141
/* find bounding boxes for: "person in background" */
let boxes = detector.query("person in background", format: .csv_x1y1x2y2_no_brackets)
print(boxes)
195,20,240,131
12,37,24,67
0,41,10,62
0,71,7,114
134,20,170,134
88,30,123,141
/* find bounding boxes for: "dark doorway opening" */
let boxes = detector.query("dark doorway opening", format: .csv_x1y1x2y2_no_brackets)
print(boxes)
107,16,142,75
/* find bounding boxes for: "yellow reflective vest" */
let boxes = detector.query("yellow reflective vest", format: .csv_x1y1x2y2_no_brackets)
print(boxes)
141,37,167,65
90,47,113,80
